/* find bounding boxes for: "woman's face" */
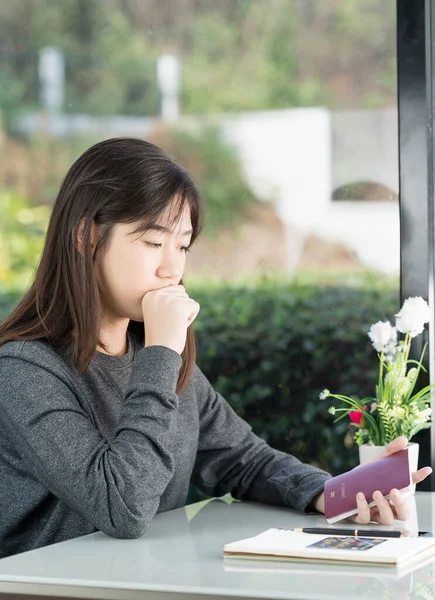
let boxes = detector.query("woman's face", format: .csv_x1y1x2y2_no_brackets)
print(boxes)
96,204,193,322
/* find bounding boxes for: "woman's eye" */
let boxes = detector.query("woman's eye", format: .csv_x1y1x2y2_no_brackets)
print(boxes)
144,242,191,253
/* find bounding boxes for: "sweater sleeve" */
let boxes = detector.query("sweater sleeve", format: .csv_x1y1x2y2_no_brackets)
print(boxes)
0,344,182,539
190,366,332,513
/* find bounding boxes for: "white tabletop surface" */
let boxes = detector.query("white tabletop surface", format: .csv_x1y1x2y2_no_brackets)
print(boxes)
1,493,435,600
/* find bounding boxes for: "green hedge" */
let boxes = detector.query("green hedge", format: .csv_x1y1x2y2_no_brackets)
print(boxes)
189,281,398,475
0,282,398,477
0,287,22,321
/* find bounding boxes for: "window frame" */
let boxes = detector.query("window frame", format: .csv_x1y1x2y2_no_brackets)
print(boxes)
397,0,435,487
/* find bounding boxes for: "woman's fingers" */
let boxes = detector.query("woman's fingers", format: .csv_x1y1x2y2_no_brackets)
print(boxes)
379,436,408,458
372,492,397,525
371,491,395,525
388,489,411,521
352,492,371,524
412,466,432,484
352,489,409,524
347,437,432,525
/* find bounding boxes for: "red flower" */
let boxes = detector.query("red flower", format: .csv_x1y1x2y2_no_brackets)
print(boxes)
349,410,364,425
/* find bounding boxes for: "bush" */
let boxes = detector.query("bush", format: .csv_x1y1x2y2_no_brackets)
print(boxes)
0,286,23,321
188,280,398,475
0,191,50,289
0,279,398,476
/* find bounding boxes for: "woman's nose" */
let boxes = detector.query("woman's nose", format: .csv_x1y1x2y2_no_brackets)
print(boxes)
157,256,182,280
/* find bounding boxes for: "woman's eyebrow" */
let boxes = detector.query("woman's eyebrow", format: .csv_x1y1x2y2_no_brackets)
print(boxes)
148,225,193,237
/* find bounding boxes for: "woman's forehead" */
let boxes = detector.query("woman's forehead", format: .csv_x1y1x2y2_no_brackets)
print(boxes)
122,206,192,238
159,205,192,228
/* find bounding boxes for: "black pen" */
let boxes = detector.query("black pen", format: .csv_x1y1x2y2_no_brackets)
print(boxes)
294,527,405,538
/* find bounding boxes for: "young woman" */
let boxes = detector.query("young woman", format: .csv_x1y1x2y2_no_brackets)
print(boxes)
0,138,430,558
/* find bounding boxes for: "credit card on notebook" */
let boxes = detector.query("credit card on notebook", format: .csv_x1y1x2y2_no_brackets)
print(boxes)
324,448,412,524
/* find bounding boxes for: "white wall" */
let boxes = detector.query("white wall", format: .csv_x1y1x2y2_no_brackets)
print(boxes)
222,108,400,274
332,109,399,194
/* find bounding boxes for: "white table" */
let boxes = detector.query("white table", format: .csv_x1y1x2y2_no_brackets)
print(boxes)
1,493,435,600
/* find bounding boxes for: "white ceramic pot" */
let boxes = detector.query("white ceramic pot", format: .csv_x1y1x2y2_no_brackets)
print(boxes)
358,442,419,494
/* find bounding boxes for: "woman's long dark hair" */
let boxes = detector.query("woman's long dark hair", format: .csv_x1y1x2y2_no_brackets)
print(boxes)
0,137,204,394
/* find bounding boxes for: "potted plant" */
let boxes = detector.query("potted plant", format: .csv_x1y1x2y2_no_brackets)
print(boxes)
321,297,434,491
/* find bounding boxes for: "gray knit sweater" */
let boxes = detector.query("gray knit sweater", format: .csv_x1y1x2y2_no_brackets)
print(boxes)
0,334,331,558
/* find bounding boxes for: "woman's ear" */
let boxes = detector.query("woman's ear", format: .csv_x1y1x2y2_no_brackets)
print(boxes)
76,219,97,254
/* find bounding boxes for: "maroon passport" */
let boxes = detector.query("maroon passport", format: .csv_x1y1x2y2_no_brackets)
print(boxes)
324,449,412,523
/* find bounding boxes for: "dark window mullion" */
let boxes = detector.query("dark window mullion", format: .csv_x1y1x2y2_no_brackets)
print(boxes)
397,0,434,487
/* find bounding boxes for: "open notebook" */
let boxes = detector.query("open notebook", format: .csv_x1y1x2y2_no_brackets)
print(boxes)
223,528,435,566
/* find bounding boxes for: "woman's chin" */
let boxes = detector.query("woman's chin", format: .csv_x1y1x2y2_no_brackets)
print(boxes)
129,314,145,323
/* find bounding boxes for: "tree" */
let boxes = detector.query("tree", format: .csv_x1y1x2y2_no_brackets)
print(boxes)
0,0,397,127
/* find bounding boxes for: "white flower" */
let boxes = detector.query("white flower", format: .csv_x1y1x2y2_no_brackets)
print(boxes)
395,297,431,338
328,406,336,415
319,389,330,400
417,407,432,423
370,402,377,413
386,340,398,353
388,406,406,419
367,321,397,353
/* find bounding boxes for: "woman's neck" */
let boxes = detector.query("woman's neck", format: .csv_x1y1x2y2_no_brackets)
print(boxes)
97,317,130,356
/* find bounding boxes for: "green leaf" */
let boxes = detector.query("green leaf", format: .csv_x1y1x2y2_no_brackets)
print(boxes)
408,422,432,440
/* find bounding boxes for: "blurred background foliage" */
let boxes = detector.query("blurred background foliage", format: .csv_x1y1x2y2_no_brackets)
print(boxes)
0,0,396,129
189,279,398,476
0,190,50,289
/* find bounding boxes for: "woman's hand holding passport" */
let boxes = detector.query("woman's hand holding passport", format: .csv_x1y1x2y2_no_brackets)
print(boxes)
314,436,432,525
